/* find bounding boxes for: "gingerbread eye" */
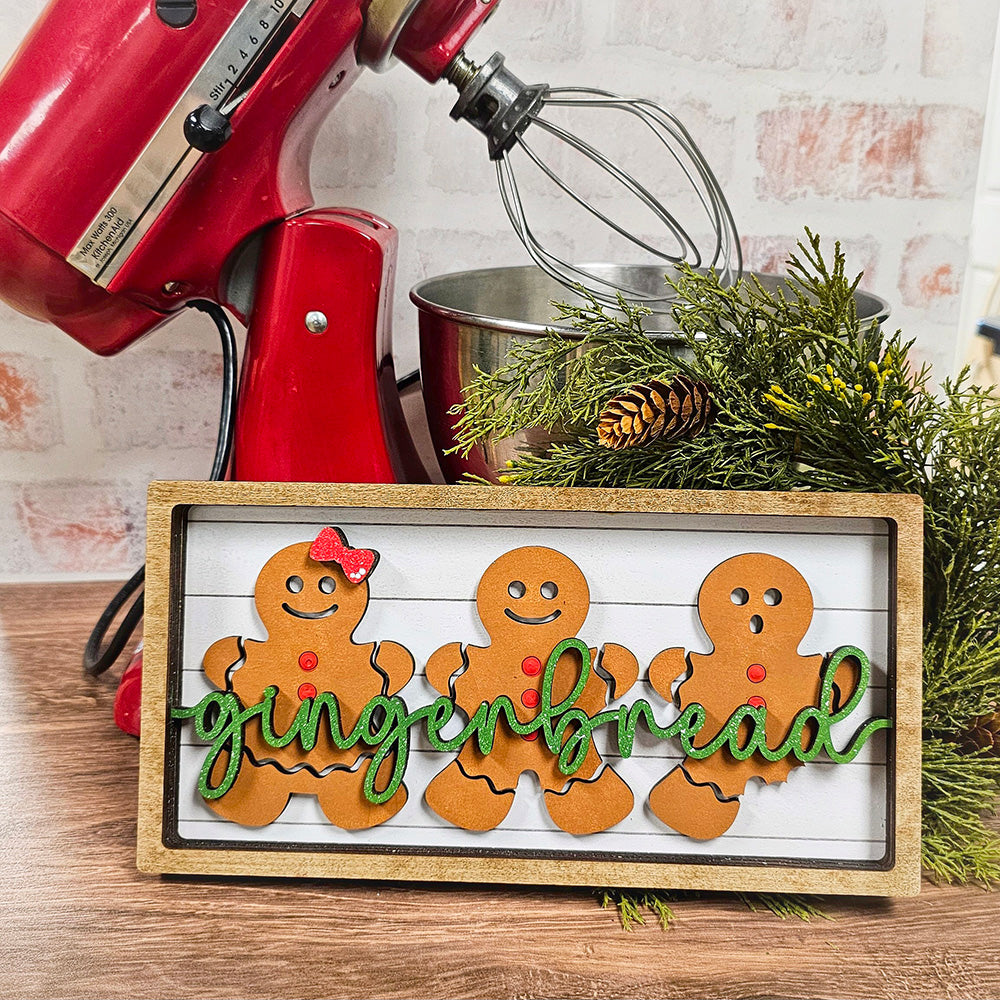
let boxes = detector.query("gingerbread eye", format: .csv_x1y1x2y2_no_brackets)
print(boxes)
730,588,749,605
508,581,526,599
540,581,559,600
318,576,337,595
764,588,782,606
285,576,304,594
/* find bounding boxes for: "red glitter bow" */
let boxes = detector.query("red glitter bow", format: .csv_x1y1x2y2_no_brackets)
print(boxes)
309,527,380,584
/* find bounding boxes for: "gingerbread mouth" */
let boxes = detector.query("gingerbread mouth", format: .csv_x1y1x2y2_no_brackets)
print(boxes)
282,602,339,620
504,608,562,626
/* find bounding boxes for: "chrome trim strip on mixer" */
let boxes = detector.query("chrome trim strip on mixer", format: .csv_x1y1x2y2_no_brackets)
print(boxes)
67,0,316,288
357,0,423,73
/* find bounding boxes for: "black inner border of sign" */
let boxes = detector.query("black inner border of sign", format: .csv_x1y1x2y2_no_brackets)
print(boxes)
161,503,897,873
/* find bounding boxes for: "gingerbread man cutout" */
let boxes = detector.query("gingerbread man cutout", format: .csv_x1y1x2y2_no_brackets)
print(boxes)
647,553,860,840
424,546,639,835
200,527,414,830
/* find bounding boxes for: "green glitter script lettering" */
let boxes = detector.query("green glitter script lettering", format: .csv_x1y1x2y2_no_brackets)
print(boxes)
171,641,891,806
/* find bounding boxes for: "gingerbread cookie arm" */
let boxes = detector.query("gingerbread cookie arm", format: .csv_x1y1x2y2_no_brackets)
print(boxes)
597,643,640,699
648,647,690,701
375,641,415,696
425,642,467,697
202,636,244,691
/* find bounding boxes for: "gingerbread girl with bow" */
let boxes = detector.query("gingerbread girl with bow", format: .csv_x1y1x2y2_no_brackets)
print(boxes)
200,526,414,829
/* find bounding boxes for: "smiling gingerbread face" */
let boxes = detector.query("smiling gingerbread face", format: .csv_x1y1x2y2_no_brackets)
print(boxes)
476,546,590,644
253,541,370,637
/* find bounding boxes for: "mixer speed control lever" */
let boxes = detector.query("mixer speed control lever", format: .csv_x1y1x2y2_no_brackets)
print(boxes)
184,104,232,153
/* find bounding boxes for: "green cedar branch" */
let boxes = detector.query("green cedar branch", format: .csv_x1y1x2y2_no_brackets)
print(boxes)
454,229,1000,888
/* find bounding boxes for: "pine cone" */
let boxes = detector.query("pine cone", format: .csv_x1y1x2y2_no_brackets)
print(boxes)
597,375,715,450
961,712,1000,755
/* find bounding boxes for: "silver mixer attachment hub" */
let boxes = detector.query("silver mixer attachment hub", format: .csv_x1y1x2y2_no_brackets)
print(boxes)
446,52,545,161
444,50,743,314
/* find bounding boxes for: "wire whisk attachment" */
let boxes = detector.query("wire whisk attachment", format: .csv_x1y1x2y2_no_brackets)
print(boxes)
445,52,742,313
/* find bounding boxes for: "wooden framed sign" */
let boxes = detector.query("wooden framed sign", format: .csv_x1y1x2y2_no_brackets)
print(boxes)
138,483,922,896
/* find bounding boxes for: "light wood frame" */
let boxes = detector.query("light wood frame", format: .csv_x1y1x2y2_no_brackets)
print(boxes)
138,482,923,896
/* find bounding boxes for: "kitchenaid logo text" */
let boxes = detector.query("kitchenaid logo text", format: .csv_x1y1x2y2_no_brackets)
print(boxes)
78,206,132,264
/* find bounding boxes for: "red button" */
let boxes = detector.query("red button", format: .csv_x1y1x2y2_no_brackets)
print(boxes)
521,689,540,709
521,656,542,677
299,651,318,671
523,731,539,742
747,663,766,683
298,683,317,701
748,695,766,709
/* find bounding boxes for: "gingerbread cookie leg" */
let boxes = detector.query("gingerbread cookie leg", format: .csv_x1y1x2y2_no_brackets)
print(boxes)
544,765,634,835
205,751,292,828
424,757,515,831
648,765,740,840
313,763,408,831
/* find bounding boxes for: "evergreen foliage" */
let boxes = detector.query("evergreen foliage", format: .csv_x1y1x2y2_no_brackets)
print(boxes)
600,889,829,929
600,890,677,930
454,231,1000,890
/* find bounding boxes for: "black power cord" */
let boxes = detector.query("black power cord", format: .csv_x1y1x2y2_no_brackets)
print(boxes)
82,297,422,678
82,299,423,678
83,300,239,676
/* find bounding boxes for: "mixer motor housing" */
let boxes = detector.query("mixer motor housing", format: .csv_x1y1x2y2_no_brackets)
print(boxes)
0,0,496,481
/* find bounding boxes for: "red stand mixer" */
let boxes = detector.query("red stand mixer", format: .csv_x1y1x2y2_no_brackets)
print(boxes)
0,0,497,483
0,0,740,733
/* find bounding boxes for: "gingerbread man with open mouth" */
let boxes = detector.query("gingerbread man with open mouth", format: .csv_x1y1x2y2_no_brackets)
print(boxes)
200,527,414,830
647,552,861,840
424,545,639,835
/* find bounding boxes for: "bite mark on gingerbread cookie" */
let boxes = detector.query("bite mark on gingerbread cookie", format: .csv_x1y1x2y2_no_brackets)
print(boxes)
647,552,858,839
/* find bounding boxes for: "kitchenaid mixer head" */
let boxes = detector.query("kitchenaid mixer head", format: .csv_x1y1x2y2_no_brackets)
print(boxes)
444,51,742,313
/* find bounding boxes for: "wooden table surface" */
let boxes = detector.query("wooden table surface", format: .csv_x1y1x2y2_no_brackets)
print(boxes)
1,581,997,1000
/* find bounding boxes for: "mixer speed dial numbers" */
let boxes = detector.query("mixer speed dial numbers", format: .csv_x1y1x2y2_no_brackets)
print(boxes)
67,0,316,287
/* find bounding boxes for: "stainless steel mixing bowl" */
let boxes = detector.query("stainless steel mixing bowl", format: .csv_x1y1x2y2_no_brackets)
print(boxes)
412,264,891,484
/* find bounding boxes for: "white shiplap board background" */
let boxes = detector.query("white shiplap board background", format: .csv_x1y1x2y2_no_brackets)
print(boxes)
172,506,893,865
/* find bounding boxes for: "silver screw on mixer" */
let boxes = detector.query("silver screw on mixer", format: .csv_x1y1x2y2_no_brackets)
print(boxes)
304,311,329,334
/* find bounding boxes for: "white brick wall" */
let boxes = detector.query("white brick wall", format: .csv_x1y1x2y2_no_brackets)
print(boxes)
957,12,1000,368
0,0,996,580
